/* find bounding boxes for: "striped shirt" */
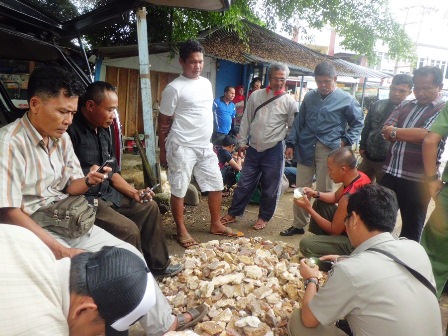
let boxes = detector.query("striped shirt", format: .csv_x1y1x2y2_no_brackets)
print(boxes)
0,225,70,335
0,114,84,215
383,97,446,182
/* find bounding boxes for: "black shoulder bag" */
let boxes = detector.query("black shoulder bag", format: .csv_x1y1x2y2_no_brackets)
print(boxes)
251,92,287,123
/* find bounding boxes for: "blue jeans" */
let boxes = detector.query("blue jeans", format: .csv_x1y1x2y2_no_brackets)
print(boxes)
228,141,284,221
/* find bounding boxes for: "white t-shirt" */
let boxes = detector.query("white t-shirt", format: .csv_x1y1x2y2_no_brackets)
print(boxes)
0,225,70,335
159,75,214,148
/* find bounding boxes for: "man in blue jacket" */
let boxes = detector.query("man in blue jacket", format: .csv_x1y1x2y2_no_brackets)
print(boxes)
282,61,364,236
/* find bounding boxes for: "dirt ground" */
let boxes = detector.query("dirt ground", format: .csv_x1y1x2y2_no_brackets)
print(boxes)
122,154,447,334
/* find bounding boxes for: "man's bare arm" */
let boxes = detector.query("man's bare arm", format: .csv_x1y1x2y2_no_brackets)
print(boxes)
423,131,443,199
0,208,84,259
158,113,173,166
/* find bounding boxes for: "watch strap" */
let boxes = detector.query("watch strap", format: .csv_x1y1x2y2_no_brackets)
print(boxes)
305,277,319,290
315,191,320,199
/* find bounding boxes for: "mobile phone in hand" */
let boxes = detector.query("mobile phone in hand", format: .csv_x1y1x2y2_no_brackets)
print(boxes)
309,258,334,272
96,159,114,173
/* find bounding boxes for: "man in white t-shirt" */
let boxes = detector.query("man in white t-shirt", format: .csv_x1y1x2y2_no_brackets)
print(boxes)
158,40,243,248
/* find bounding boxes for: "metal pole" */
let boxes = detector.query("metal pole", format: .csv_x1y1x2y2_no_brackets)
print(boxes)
136,8,156,171
298,75,304,102
360,77,368,110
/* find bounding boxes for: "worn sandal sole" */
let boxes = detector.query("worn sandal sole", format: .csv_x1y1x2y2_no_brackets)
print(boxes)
212,227,244,237
177,303,209,331
176,235,199,249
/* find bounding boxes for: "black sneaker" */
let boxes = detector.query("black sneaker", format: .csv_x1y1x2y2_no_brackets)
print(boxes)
152,264,184,279
280,226,305,236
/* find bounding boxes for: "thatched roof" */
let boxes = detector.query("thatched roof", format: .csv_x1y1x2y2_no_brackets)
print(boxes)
200,20,389,79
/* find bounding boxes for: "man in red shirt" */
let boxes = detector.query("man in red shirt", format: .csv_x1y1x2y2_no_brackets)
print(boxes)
295,147,371,257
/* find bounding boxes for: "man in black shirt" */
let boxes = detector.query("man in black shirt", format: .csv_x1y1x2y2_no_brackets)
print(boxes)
68,81,181,278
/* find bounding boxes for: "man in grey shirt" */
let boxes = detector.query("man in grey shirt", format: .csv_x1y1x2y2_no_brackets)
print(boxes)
288,184,441,336
220,62,296,230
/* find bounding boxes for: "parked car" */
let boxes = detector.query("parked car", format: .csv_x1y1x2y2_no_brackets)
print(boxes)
0,0,229,159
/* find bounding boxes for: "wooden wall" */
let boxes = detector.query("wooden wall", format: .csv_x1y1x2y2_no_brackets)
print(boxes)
105,66,178,137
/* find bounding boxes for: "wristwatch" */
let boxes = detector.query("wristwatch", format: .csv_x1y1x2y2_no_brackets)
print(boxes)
315,191,321,199
390,127,398,139
304,277,319,290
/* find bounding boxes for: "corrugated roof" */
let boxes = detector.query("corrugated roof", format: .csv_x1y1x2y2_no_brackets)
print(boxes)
200,20,390,79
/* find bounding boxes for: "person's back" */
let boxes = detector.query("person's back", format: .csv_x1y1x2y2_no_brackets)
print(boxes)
326,236,441,335
0,225,68,335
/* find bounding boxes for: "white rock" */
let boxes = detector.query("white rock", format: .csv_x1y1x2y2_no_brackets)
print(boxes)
235,316,261,328
244,265,263,279
187,276,199,290
266,292,281,305
211,273,244,286
199,281,214,298
221,284,235,298
213,308,233,322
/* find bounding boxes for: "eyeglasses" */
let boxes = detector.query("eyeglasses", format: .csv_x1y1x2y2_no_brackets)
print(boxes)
271,77,286,82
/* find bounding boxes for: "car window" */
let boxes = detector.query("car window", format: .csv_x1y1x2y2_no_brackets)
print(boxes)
0,60,46,109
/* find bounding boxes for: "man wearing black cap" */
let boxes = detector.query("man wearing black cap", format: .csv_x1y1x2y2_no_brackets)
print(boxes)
0,224,207,335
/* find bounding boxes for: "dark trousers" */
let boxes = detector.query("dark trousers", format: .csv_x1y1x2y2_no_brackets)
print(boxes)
379,173,430,242
94,197,170,271
228,141,284,221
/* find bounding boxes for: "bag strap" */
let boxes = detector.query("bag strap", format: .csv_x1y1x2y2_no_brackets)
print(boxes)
368,247,436,296
251,92,286,123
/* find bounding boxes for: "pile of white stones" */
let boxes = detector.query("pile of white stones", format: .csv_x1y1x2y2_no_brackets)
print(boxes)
159,237,313,336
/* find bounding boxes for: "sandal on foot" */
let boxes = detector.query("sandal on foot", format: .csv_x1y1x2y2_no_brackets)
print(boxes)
177,304,209,331
252,220,267,230
176,234,199,249
220,215,236,225
211,227,244,237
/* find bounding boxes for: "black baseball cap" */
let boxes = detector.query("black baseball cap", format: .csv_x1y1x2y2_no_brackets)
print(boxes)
85,246,156,335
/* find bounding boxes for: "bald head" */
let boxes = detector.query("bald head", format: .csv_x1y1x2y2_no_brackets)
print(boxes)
328,147,357,169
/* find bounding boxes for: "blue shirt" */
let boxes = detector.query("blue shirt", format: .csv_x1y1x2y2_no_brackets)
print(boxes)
213,97,235,134
286,88,364,166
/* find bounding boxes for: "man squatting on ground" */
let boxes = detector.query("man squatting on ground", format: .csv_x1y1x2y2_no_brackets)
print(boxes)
0,66,206,335
219,62,297,230
288,184,442,336
68,81,182,278
295,147,371,258
282,61,364,237
358,74,413,182
158,40,244,249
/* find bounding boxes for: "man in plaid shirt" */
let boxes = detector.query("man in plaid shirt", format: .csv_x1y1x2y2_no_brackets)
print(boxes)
380,66,446,242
